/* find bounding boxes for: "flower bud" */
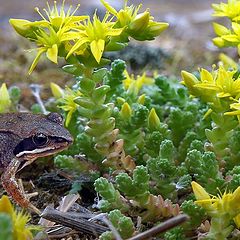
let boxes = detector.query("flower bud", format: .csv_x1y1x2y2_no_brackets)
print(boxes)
120,102,132,120
138,94,145,105
212,37,226,47
191,181,210,201
129,11,150,32
146,22,169,37
213,22,229,36
0,83,11,113
117,97,126,105
148,108,160,131
9,19,32,38
50,83,64,99
181,71,200,96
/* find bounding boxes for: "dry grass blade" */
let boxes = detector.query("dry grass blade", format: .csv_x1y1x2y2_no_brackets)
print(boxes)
41,206,109,237
128,214,189,240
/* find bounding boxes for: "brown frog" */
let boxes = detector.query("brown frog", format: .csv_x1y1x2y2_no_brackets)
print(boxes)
0,112,73,214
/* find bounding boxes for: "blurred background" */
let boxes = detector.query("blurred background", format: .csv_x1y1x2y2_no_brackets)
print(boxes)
0,0,226,105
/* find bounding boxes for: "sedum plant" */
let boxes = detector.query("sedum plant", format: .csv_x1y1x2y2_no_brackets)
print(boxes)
0,83,21,113
10,0,168,171
0,195,39,240
11,0,240,239
192,181,240,240
99,210,135,240
95,166,180,222
181,65,240,158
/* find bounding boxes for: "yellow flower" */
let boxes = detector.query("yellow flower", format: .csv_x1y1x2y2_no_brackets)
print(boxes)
215,66,240,98
100,0,168,40
224,98,240,121
191,181,211,201
100,0,142,28
212,21,240,55
192,181,240,226
0,195,39,240
181,68,217,102
183,66,240,100
123,70,154,95
212,22,231,48
59,88,82,126
220,22,240,47
138,94,146,105
192,182,240,239
33,0,87,30
66,13,123,63
10,1,88,74
28,29,58,74
181,70,201,96
195,68,218,91
0,83,11,113
212,0,240,20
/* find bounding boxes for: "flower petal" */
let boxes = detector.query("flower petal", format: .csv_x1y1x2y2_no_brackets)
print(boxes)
66,37,88,58
90,39,105,63
191,181,211,201
46,44,58,63
28,48,46,74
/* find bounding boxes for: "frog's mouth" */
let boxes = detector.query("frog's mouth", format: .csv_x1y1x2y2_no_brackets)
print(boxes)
15,142,70,172
13,134,73,172
15,142,69,158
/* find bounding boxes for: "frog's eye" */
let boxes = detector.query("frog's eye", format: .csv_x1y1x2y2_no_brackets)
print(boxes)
32,133,49,147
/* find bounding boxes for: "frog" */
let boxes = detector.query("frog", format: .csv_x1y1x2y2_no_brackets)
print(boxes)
0,112,73,214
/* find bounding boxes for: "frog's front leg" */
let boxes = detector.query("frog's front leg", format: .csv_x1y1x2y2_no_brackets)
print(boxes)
1,158,41,214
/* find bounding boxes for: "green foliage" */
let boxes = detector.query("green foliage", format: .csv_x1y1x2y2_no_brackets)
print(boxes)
0,213,13,240
164,227,185,240
168,106,198,147
181,200,206,228
94,177,129,212
145,126,171,158
54,155,96,173
95,165,180,222
9,86,21,107
144,75,187,111
147,140,191,199
116,166,150,205
226,166,240,191
184,150,224,193
99,210,135,240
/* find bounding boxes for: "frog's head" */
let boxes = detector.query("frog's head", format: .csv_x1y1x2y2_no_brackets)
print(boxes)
12,112,73,165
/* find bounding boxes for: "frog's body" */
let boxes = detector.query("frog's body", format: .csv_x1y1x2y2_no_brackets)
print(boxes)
0,112,73,213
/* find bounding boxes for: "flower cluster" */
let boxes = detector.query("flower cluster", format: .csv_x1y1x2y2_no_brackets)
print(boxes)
181,65,240,119
50,83,82,126
192,181,240,239
212,0,240,19
123,70,154,95
212,0,240,53
10,0,168,74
